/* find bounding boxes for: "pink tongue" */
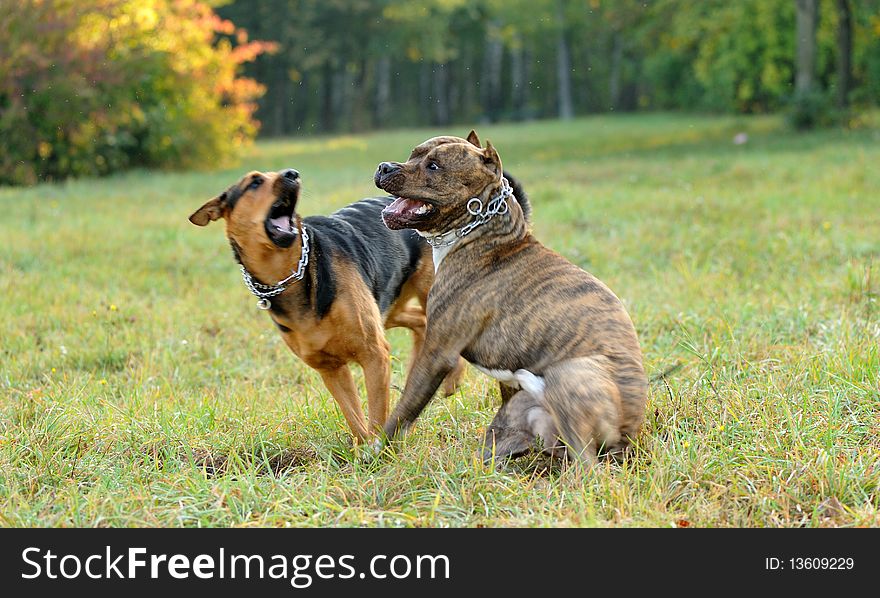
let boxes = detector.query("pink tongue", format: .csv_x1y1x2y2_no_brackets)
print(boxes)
385,197,425,216
270,215,292,231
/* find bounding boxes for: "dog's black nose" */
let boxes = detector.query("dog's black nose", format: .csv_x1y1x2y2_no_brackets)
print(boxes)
281,168,300,181
377,162,399,177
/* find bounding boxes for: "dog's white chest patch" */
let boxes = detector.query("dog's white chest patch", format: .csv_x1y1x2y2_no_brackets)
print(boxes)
415,230,457,272
472,365,546,398
432,244,455,272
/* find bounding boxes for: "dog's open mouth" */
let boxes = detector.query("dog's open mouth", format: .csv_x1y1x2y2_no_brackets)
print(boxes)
264,194,298,247
382,197,435,229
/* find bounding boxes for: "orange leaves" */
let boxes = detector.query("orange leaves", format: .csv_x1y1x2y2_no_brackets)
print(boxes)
230,40,279,66
1,0,273,184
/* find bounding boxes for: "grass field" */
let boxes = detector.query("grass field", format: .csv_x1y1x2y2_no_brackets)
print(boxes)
1,113,878,527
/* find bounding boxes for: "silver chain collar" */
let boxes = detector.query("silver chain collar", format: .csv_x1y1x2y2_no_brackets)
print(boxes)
240,224,310,310
423,177,513,248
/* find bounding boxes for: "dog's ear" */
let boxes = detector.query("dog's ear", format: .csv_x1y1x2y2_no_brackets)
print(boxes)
482,140,502,175
466,130,481,147
188,192,226,226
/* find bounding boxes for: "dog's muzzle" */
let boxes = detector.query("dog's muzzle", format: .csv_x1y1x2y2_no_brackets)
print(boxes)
374,162,401,189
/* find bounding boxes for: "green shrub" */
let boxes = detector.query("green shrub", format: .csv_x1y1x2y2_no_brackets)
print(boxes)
0,0,274,186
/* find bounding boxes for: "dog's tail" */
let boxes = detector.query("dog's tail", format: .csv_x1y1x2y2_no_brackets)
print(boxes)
502,170,531,223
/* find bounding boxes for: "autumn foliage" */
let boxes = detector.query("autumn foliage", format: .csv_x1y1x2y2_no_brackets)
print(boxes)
0,0,275,185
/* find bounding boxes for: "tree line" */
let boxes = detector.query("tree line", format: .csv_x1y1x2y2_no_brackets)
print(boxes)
219,0,880,136
2,0,877,185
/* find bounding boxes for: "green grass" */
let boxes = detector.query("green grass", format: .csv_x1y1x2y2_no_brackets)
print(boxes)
1,113,878,527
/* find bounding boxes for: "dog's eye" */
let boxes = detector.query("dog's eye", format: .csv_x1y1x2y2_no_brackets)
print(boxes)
427,162,440,171
248,178,263,190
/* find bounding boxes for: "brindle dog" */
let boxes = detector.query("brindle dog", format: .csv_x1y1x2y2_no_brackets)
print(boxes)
189,168,464,442
374,131,648,464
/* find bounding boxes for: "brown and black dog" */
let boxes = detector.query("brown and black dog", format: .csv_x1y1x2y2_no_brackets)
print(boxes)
189,168,465,442
374,131,648,464
188,165,526,443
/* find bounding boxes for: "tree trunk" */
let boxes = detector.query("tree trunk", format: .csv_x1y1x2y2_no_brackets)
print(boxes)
350,58,369,132
333,68,349,131
272,61,287,136
794,0,819,95
433,63,450,126
483,29,504,121
522,46,533,118
320,63,335,132
374,55,391,127
419,61,432,117
460,48,477,117
609,30,623,112
448,58,461,120
510,41,525,119
555,1,574,119
835,0,852,109
293,72,310,134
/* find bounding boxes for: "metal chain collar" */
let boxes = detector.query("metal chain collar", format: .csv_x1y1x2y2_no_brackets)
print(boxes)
423,177,513,249
240,224,310,310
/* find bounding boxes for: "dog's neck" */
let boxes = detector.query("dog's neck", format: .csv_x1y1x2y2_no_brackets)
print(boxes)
421,178,528,270
229,216,309,298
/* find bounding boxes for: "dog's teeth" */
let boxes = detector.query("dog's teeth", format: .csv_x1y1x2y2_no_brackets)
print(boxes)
414,204,429,215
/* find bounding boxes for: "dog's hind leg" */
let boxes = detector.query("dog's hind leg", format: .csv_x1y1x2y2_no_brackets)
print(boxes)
385,302,465,395
541,356,623,466
385,266,433,382
385,299,468,412
317,365,370,442
384,305,426,371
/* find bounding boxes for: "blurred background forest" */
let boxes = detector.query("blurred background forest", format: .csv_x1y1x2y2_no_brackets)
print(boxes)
2,0,879,185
